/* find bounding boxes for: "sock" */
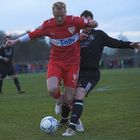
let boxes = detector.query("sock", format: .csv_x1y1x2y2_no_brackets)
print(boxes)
60,103,71,123
53,89,61,99
69,100,84,130
13,78,21,91
0,79,3,92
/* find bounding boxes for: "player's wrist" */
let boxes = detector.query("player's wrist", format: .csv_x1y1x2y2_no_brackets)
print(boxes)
88,19,98,28
19,34,30,42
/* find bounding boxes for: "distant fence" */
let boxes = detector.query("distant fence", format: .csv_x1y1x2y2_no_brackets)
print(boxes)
14,63,47,73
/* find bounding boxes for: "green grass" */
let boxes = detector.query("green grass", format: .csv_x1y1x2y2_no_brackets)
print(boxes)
0,68,140,140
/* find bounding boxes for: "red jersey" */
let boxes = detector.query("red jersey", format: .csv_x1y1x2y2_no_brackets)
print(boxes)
29,16,89,65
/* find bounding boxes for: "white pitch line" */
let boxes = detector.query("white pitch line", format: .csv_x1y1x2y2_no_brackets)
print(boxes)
96,85,140,92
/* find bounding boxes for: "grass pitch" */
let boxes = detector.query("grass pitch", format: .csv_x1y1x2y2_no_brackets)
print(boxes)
0,68,140,140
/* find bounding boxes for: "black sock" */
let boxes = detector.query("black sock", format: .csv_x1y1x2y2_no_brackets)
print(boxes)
60,103,70,123
69,100,84,130
0,79,3,93
13,78,21,91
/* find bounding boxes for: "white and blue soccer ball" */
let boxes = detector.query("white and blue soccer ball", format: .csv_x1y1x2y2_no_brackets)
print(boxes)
40,116,58,134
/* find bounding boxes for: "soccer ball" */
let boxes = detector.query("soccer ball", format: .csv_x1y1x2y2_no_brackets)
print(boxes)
40,116,58,134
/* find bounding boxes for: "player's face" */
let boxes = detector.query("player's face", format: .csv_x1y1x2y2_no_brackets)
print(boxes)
53,8,66,25
82,16,93,32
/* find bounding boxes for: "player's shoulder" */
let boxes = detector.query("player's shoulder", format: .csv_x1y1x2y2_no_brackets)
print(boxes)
42,18,56,27
92,29,106,36
93,29,105,34
66,15,81,21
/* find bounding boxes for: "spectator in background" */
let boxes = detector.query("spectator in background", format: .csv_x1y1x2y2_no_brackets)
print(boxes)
0,36,25,94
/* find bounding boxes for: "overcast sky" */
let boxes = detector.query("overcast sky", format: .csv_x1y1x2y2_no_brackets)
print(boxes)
0,0,140,41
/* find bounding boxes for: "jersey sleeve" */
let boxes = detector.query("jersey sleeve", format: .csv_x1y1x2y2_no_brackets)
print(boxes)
74,16,89,31
29,21,49,39
101,30,132,49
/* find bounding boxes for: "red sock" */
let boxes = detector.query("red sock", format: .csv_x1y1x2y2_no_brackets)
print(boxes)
53,89,61,99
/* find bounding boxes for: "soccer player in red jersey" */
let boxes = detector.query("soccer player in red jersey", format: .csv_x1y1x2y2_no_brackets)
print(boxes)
5,2,98,110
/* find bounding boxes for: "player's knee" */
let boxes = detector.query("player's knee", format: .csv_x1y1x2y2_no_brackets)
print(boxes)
75,88,86,100
75,92,85,100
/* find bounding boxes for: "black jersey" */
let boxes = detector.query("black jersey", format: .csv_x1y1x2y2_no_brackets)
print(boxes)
0,45,14,65
80,29,132,71
0,46,15,78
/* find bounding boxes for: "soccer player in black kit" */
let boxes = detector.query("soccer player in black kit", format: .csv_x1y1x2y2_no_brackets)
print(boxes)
61,10,140,136
0,36,25,94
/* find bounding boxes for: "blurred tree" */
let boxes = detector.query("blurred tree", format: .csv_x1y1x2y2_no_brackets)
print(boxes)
0,31,6,45
13,36,50,64
116,33,135,58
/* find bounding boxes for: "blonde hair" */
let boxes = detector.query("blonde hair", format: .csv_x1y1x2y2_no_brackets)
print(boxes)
52,1,66,11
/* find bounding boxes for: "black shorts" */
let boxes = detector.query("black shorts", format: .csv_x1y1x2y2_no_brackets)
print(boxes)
0,64,16,79
77,69,100,95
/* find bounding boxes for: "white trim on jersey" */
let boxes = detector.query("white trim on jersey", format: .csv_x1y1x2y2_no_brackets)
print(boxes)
50,33,79,47
19,34,30,42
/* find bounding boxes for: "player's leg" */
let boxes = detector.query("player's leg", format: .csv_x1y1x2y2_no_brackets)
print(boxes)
59,86,75,125
8,64,24,93
12,74,25,93
55,64,79,116
62,87,85,136
47,76,61,98
55,96,62,115
0,75,3,94
55,81,63,115
59,65,78,132
0,67,7,94
46,61,62,99
63,74,100,136
69,87,86,131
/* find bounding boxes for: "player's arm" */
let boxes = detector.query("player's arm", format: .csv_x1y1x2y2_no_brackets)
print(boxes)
4,33,32,47
0,44,4,49
0,55,9,62
86,18,98,28
80,33,88,41
129,42,140,49
5,21,47,47
3,57,9,62
101,30,140,49
76,17,98,30
0,55,4,60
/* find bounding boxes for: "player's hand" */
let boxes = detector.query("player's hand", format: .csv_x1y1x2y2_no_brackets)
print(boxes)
88,19,98,28
80,33,88,40
3,57,9,62
4,39,19,47
130,42,140,49
0,56,4,60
